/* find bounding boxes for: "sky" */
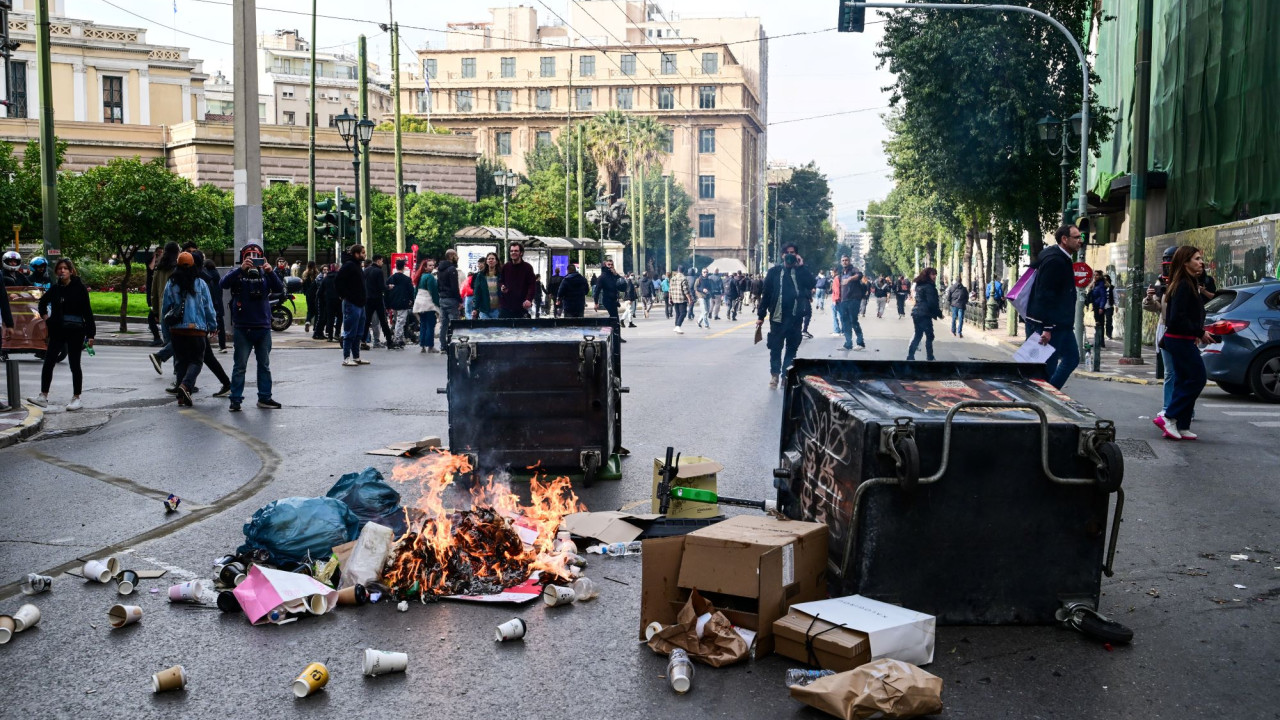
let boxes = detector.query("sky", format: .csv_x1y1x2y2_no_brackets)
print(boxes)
66,0,897,231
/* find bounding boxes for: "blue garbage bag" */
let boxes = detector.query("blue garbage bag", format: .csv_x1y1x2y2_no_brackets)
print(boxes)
326,466,407,534
238,497,360,566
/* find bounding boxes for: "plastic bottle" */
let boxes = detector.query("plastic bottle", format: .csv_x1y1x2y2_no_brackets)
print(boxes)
84,340,95,357
784,668,835,688
553,531,578,555
667,648,694,693
603,541,642,557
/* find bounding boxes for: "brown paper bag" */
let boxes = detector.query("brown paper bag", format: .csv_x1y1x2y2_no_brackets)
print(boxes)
754,324,763,344
647,590,749,668
789,658,943,720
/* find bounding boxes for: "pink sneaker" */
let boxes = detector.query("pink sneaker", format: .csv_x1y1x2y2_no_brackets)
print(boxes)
1153,414,1182,440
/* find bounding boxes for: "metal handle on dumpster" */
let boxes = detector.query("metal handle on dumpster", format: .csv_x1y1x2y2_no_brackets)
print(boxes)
923,400,1098,486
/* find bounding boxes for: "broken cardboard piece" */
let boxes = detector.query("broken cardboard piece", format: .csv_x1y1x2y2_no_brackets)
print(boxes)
366,436,442,457
135,570,168,580
647,590,749,667
446,574,542,604
231,565,339,625
651,456,723,519
564,511,662,544
789,658,943,720
331,540,356,568
774,609,872,673
789,595,936,667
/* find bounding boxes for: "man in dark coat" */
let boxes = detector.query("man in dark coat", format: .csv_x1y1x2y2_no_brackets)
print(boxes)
1024,225,1083,389
557,262,590,318
757,242,815,388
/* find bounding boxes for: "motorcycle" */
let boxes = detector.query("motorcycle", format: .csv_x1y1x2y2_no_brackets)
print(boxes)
270,291,296,332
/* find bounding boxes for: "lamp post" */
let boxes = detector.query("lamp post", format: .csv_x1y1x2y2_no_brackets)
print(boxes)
1037,112,1083,225
335,108,375,246
494,169,519,261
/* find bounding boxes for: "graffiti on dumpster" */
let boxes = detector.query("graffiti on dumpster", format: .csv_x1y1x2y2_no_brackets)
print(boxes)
798,382,856,545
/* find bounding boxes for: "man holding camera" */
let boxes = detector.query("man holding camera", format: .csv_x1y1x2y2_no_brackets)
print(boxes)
219,243,283,411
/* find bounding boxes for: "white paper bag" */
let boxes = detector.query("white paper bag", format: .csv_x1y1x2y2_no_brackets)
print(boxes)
1013,332,1057,364
790,595,936,666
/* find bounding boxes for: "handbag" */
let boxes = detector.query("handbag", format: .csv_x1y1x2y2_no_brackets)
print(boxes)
412,287,438,315
164,295,187,327
1006,267,1037,317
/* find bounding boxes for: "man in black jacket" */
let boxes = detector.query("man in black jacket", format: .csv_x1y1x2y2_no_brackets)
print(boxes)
386,258,415,349
363,255,393,349
335,245,368,365
435,249,461,351
598,258,627,342
1025,225,1083,389
757,243,815,388
557,262,590,318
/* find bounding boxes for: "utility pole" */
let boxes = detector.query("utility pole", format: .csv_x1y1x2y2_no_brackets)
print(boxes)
34,0,58,257
576,122,585,268
565,54,574,262
306,0,317,262
761,184,768,274
390,17,405,253
664,174,671,273
1122,0,1154,364
232,0,263,253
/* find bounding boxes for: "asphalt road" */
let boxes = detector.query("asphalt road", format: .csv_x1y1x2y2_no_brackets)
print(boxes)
1,304,1277,719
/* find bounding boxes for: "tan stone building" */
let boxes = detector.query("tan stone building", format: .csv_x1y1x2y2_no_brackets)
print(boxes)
1,0,207,126
256,29,392,128
401,1,767,267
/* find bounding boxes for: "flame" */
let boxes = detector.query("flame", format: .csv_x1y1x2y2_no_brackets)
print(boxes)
382,450,586,599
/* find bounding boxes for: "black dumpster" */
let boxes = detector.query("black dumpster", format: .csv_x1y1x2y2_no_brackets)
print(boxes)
773,359,1125,625
443,319,625,485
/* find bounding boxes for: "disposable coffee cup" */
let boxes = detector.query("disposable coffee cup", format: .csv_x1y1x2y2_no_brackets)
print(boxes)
218,562,247,587
0,615,15,645
304,594,328,615
168,580,205,603
20,573,52,595
694,611,713,639
108,604,143,628
164,494,181,513
216,590,241,613
82,560,112,583
667,648,694,694
541,584,575,607
116,570,140,595
12,604,41,632
495,617,526,642
645,621,664,642
362,648,408,676
571,577,598,601
105,556,121,577
152,665,187,693
292,662,329,698
337,584,368,606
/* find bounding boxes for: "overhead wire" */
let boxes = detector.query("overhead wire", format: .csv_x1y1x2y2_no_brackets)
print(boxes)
97,0,232,46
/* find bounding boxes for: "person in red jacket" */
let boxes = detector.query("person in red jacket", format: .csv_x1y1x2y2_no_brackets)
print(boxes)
498,241,537,319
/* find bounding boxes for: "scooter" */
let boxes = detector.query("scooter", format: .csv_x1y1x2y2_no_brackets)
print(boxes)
269,291,296,332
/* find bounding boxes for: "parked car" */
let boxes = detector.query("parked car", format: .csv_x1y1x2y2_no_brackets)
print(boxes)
1201,277,1280,402
3,285,49,357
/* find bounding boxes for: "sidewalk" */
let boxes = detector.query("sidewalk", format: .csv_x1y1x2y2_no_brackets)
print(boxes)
0,402,44,449
93,323,335,349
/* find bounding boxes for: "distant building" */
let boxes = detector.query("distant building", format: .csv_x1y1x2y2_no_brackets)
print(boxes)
256,29,392,128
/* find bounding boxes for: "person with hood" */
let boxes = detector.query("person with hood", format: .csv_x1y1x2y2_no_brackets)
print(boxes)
335,245,369,365
220,242,284,409
160,252,218,407
386,258,415,349
947,279,970,337
907,268,944,361
598,258,627,342
556,262,590,318
29,258,95,411
435,249,462,351
414,257,440,353
757,243,815,388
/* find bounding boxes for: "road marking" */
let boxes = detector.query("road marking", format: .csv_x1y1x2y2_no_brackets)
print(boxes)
25,448,207,506
706,321,757,339
1220,411,1280,417
1250,422,1280,428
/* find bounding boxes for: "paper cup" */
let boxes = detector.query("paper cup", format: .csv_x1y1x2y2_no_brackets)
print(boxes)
152,665,187,693
337,584,368,606
571,577,598,601
168,580,205,603
541,584,575,607
20,573,52,595
216,590,241,613
12,604,40,632
116,570,140,596
362,648,408,676
305,594,329,615
105,557,121,577
0,616,14,645
108,604,143,628
645,621,664,642
495,618,526,642
82,560,112,583
218,563,247,587
292,662,329,698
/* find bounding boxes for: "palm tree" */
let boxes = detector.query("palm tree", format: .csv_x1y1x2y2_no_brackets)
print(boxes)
584,110,629,201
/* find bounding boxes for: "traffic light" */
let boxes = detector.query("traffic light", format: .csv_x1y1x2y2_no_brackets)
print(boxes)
314,198,339,241
338,198,358,241
857,209,865,222
838,0,866,33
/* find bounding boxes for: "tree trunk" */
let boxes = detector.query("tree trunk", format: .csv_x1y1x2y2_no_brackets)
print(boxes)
964,224,976,289
1026,210,1044,264
982,230,994,325
118,259,132,334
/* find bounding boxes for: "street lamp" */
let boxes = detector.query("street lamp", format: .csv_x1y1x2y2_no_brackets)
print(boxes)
336,108,375,246
494,169,519,260
1038,112,1083,224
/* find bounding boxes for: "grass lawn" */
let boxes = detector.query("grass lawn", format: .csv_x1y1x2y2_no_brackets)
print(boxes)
89,292,310,323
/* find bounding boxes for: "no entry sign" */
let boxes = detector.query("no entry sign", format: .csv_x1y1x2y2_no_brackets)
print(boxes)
1073,262,1094,288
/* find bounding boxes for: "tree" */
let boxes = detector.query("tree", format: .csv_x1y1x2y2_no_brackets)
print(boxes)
584,111,630,200
633,165,693,274
373,116,451,134
60,157,223,331
402,190,472,259
261,182,309,257
771,163,838,271
0,139,67,249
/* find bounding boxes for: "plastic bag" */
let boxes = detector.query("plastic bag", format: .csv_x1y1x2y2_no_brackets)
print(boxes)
326,467,407,534
338,521,394,590
238,497,360,566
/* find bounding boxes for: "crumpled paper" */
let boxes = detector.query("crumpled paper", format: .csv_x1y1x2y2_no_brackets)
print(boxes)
789,658,943,720
647,590,749,667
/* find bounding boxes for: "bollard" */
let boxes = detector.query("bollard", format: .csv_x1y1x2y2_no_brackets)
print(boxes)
1092,322,1103,372
4,358,20,411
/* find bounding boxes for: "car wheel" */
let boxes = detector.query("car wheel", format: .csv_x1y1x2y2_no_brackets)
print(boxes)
1216,381,1252,396
1248,349,1280,403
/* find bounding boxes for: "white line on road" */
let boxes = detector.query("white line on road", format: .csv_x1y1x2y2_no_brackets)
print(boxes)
1250,422,1280,428
1220,411,1280,417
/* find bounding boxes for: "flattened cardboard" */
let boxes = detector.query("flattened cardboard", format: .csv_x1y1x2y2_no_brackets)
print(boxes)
564,511,662,544
651,456,723,519
773,609,872,672
366,436,442,457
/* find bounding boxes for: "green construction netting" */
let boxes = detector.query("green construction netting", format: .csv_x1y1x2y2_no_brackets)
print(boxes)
1089,0,1280,232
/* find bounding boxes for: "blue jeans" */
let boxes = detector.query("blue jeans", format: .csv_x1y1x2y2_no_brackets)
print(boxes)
1162,337,1206,430
839,302,864,348
832,304,842,333
478,308,499,319
230,326,273,403
1160,347,1176,411
1026,322,1079,389
418,312,436,348
814,288,825,310
950,306,965,335
341,301,365,359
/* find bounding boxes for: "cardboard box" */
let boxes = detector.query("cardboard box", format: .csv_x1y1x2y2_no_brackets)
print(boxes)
640,515,828,657
651,456,723,519
773,609,871,672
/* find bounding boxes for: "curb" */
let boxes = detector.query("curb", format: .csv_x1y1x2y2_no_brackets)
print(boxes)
969,328,1162,385
0,403,45,450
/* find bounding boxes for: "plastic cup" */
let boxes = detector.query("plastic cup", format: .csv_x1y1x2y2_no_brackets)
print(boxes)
104,556,121,577
667,648,694,693
541,584,575,607
12,604,40,632
694,611,713,639
20,573,52,595
116,570,140,595
82,560,112,583
571,577,598,601
362,648,408,676
168,580,205,603
292,662,329,698
108,604,143,628
0,615,14,645
645,621,664,641
495,618,526,642
152,665,187,693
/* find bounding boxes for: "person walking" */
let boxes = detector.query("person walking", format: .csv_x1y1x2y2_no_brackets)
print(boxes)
386,258,415,349
1143,246,1177,416
598,258,626,342
547,268,564,318
1103,275,1116,340
709,271,725,321
895,275,911,319
640,271,654,318
28,258,94,411
947,279,969,337
874,276,891,318
669,266,691,334
1024,225,1084,389
906,268,943,361
662,272,673,318
191,251,232,397
436,249,462,351
161,252,217,407
302,261,320,336
320,263,342,341
1154,245,1212,440
220,243,284,409
619,273,638,328
413,258,440,353
1087,271,1109,349
144,247,164,346
757,243,814,388
829,266,844,337
499,241,538,319
725,271,742,321
813,271,827,311
471,252,502,319
336,245,369,367
693,269,712,329
557,262,590,318
363,255,392,349
834,257,866,351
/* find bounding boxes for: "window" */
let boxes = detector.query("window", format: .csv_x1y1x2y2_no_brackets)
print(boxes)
579,55,595,76
495,131,512,156
206,98,232,115
456,90,473,112
576,88,593,111
268,178,291,186
659,128,673,153
617,87,633,110
500,57,516,78
461,58,476,78
620,54,636,76
699,128,716,153
328,115,338,127
423,58,437,80
496,90,512,112
418,90,433,113
102,76,123,123
702,52,719,74
540,56,556,77
619,176,631,197
535,131,552,147
536,89,552,111
699,86,716,109
658,86,674,110
283,110,295,125
661,53,676,74
281,85,295,99
7,61,27,118
258,102,267,121
698,175,716,199
698,214,715,238
401,183,419,196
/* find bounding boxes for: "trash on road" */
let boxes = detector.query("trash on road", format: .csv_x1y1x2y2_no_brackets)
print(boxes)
336,584,369,606
571,576,598,601
216,561,248,588
20,573,52,595
1230,554,1249,561
338,521,394,590
81,560,112,583
238,496,360,567
168,580,205,603
362,648,408,676
666,648,695,693
789,658,943,720
774,609,871,673
788,595,936,667
152,665,187,693
12,604,41,632
542,584,575,607
292,662,329,697
365,436,441,458
396,600,409,612
0,615,15,644
104,557,121,577
651,454,724,519
326,467,407,534
645,621,663,641
786,669,837,688
647,590,749,667
115,570,139,595
216,590,240,613
107,604,142,628
164,494,181,513
495,617,526,642
231,565,338,625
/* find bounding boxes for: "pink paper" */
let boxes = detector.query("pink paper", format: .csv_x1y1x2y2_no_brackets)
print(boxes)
232,565,340,624
446,574,542,604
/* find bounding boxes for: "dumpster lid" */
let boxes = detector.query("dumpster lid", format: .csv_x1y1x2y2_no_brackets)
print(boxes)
453,325,615,343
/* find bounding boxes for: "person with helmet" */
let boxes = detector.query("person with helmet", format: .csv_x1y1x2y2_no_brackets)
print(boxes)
220,242,283,411
2,251,28,287
27,257,51,289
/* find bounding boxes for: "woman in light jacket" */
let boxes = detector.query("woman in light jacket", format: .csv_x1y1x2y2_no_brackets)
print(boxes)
161,252,218,407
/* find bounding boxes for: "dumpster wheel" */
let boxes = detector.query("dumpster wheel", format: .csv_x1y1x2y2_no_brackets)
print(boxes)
1093,441,1124,494
894,437,920,491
